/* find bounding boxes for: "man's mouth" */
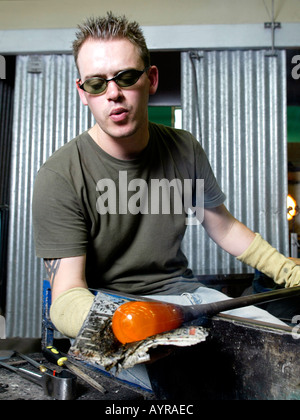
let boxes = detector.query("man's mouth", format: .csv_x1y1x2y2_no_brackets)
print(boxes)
109,108,129,122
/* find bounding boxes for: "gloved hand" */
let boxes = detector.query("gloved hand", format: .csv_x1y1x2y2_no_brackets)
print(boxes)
237,233,300,288
50,287,95,338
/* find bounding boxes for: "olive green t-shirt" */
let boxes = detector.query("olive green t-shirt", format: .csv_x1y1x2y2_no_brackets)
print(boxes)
32,123,225,294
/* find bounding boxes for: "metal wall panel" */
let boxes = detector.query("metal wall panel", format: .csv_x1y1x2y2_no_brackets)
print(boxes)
181,50,288,275
0,57,15,315
6,55,94,337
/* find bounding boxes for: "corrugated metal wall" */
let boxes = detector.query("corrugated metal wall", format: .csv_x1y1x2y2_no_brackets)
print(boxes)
0,56,15,315
181,49,289,275
6,50,288,337
6,55,94,337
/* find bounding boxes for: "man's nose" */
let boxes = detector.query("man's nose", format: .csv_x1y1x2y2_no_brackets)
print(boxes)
106,80,123,100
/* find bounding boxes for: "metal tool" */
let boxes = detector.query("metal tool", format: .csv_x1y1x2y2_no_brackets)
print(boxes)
14,351,48,373
112,284,300,343
43,346,107,394
0,352,77,400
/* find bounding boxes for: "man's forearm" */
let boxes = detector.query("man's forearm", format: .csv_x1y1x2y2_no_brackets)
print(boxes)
44,255,94,337
202,205,300,287
203,205,255,257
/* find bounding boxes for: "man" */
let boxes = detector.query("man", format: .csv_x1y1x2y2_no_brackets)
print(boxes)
33,12,300,341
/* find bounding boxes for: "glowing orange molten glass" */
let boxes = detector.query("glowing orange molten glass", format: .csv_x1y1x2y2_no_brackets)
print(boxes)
111,301,184,344
287,194,298,221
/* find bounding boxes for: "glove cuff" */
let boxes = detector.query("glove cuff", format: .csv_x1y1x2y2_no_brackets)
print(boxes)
237,233,300,287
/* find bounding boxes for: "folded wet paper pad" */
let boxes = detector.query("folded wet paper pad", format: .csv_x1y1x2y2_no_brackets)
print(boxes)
69,291,208,372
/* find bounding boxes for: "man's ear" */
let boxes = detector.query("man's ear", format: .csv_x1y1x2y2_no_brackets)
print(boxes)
76,79,89,106
148,66,159,96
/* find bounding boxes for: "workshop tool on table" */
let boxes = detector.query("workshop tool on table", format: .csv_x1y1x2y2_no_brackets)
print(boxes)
43,346,107,394
112,285,300,343
0,352,76,400
14,351,48,373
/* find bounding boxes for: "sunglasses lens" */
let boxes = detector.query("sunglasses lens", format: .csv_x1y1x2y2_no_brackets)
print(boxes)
116,70,142,87
82,78,106,94
80,68,148,94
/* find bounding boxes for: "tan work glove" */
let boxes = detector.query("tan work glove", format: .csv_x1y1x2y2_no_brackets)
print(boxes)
237,233,300,288
50,287,95,338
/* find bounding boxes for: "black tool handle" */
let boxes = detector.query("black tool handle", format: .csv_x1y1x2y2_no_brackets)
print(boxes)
42,346,68,367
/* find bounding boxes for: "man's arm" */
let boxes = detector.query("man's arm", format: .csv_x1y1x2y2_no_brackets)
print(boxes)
202,204,255,256
201,204,300,288
44,255,95,337
44,255,88,301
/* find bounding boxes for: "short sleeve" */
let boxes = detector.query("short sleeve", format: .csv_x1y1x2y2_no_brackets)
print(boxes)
32,167,88,258
194,141,226,208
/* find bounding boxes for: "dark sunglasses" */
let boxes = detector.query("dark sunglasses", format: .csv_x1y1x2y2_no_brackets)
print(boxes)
78,66,150,95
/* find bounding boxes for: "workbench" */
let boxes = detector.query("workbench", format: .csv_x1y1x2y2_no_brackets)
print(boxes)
0,344,154,401
2,313,300,401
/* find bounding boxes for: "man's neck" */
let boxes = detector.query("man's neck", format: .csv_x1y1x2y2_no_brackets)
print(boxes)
88,124,149,160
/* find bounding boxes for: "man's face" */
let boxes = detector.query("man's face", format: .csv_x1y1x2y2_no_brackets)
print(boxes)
76,38,158,143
